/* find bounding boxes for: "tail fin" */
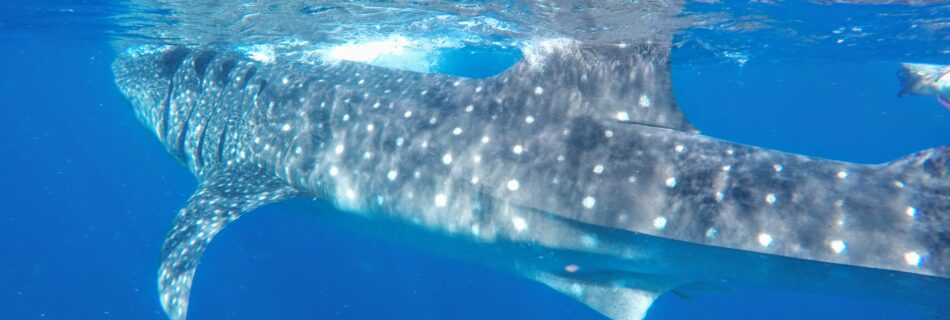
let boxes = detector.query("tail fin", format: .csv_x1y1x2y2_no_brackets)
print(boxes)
889,146,950,277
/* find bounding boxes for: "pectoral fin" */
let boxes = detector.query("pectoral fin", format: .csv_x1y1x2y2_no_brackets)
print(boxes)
158,166,298,320
534,271,685,320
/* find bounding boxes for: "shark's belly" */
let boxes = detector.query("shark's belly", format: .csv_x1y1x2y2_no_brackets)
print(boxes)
288,191,950,316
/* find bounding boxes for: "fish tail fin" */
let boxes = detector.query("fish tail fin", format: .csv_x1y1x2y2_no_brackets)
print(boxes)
159,166,297,320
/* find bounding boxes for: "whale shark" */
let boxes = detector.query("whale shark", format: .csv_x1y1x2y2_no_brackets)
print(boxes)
113,36,950,319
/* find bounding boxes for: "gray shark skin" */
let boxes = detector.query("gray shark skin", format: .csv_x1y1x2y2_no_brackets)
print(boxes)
113,41,950,320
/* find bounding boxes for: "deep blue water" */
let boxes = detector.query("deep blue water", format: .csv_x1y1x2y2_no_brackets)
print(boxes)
2,3,949,320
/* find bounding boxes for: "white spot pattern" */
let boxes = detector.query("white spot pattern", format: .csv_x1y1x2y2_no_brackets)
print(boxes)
905,206,917,217
507,179,520,191
904,251,922,267
582,196,596,209
434,194,447,207
758,233,773,247
512,216,528,232
830,240,846,254
616,112,630,121
638,95,651,107
593,164,604,174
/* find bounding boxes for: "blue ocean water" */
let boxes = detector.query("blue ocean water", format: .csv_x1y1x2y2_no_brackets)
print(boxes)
1,1,948,320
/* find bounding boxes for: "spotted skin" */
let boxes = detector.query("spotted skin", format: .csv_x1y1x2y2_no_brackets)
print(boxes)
113,42,949,320
158,167,298,320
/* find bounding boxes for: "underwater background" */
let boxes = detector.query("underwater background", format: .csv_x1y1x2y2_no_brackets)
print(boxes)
1,1,949,319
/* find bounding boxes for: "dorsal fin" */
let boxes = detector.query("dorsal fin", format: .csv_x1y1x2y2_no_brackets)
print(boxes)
500,39,694,132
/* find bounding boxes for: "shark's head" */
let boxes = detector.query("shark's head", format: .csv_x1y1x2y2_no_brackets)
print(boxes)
114,45,249,174
113,46,186,133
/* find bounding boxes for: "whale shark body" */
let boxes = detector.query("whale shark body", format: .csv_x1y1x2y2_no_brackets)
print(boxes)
113,39,950,319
